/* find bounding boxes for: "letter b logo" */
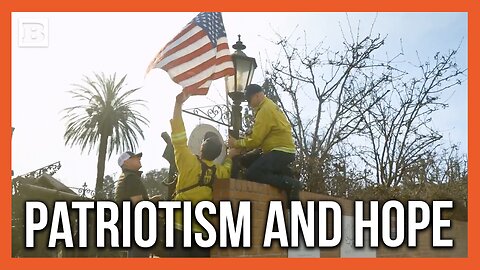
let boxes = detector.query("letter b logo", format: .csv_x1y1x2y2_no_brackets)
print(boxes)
19,19,49,47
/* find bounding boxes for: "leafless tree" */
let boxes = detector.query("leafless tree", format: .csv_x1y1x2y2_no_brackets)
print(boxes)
265,26,394,193
264,21,466,194
356,48,466,187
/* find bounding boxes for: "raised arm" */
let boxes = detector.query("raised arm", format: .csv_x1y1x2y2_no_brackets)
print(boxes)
170,92,196,171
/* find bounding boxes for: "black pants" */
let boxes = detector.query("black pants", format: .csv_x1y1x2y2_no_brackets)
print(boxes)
245,150,299,192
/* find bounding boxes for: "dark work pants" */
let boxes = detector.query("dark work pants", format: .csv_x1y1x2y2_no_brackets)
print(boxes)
245,150,299,192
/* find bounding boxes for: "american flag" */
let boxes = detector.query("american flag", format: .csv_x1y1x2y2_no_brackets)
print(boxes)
147,12,234,95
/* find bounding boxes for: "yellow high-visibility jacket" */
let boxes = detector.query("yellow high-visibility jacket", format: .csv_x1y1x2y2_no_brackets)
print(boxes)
235,97,296,154
170,116,232,233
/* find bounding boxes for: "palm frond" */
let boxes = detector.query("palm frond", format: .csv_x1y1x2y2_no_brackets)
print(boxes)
62,72,149,155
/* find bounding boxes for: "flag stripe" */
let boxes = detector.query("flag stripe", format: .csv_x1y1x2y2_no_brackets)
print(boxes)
184,66,234,95
157,34,210,69
164,43,233,77
212,67,234,80
184,77,213,94
173,55,233,83
162,41,231,72
175,57,234,87
177,66,215,88
163,41,231,78
173,56,219,82
147,23,199,72
162,42,213,71
190,88,209,95
147,12,234,95
161,22,198,54
160,27,207,61
165,50,215,78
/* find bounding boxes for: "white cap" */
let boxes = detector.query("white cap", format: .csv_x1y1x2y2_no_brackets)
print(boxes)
118,151,142,167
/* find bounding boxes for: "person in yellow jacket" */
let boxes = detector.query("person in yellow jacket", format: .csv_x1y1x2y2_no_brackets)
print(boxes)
169,92,239,257
228,84,302,206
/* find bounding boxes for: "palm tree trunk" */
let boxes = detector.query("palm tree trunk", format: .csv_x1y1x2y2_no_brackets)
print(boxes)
95,131,108,199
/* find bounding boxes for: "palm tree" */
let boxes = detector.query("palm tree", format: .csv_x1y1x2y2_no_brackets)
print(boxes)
63,73,149,199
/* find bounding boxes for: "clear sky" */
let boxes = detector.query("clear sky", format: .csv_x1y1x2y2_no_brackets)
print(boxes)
11,12,467,191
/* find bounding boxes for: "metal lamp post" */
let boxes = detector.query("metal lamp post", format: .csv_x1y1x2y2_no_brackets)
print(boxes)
181,35,257,135
225,35,257,138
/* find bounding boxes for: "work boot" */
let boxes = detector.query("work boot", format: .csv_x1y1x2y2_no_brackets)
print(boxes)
285,178,302,209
